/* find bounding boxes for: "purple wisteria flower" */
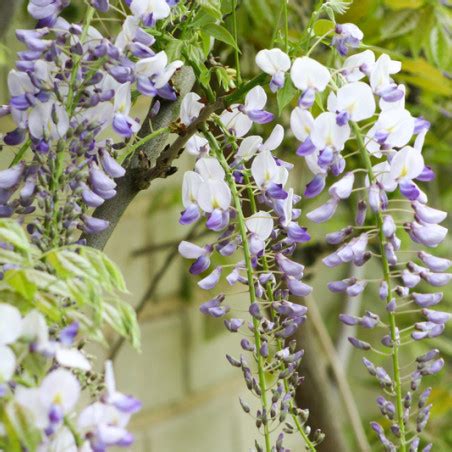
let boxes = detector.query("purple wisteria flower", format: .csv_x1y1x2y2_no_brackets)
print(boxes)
177,94,319,449
289,31,449,449
1,0,183,248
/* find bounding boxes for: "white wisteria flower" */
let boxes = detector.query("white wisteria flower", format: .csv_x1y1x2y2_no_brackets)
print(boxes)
251,149,288,190
291,57,331,108
366,108,415,157
185,134,210,157
388,146,425,200
327,81,376,125
255,48,291,92
246,211,274,255
130,0,171,26
239,86,274,124
220,105,253,137
15,369,81,429
112,82,140,137
28,101,69,140
180,92,204,126
341,50,375,82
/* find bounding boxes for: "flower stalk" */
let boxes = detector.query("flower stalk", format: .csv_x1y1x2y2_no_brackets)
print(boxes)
242,157,316,452
208,131,272,452
353,122,407,450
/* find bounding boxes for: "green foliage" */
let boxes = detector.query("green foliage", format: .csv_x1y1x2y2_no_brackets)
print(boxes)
0,220,139,349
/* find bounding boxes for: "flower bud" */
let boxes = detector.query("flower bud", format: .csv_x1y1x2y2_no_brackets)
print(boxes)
348,336,371,350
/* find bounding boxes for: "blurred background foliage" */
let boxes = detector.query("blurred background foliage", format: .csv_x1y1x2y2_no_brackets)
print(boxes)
0,0,451,450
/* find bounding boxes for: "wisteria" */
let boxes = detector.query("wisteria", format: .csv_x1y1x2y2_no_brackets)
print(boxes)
0,0,181,249
176,16,449,451
0,0,449,450
178,87,321,450
287,28,449,451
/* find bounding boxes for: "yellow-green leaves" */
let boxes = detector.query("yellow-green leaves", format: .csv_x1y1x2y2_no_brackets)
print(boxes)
401,58,452,96
383,0,424,10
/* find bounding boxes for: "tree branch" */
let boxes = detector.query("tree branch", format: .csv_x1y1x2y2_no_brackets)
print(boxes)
84,67,196,250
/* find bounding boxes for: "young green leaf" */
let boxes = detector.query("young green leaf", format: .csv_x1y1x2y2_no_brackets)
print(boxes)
204,23,239,50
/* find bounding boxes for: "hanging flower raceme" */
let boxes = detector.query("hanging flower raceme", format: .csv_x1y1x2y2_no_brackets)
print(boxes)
291,33,448,449
177,93,321,450
0,0,182,248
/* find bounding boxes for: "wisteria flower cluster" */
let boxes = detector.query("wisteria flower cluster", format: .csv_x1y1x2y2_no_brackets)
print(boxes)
0,0,182,249
275,33,448,451
178,86,322,451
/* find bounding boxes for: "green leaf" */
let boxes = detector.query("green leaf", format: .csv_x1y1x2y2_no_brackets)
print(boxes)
381,10,419,39
429,26,451,70
0,248,25,266
0,220,30,255
313,19,335,37
184,45,211,90
26,269,68,297
214,66,233,91
198,0,222,20
401,57,452,96
1,409,22,452
203,23,239,50
277,78,298,114
5,270,37,301
103,302,141,350
165,38,185,61
244,0,273,26
100,253,127,291
4,402,41,451
48,250,93,281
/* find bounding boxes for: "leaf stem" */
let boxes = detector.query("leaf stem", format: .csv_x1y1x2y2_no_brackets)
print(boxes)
353,122,407,451
10,139,31,167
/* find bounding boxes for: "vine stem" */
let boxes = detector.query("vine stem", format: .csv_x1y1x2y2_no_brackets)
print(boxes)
352,122,407,451
67,6,95,113
207,131,271,452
